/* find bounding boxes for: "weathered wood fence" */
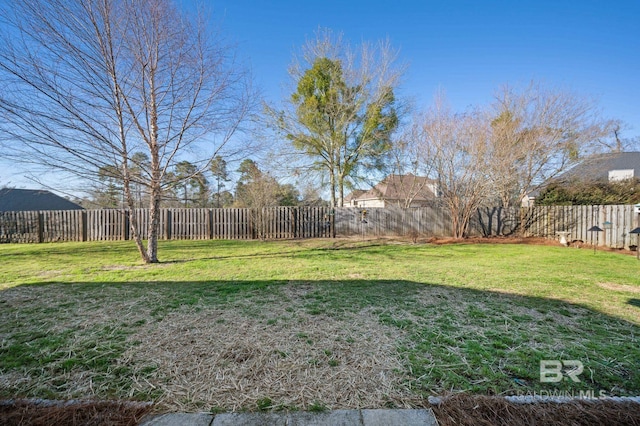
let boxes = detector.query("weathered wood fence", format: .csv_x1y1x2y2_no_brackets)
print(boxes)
335,206,450,237
0,207,333,243
474,204,639,249
1,205,638,248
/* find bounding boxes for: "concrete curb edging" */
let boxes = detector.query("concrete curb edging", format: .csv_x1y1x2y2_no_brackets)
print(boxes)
139,408,438,426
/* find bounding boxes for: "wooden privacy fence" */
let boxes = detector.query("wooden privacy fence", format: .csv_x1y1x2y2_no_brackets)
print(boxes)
474,204,639,249
523,204,638,249
1,204,638,248
0,207,333,243
335,206,451,237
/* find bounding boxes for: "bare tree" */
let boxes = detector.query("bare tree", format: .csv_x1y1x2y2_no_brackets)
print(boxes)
266,29,405,207
381,124,439,208
487,82,604,209
234,159,289,209
415,92,491,238
592,119,640,153
234,159,285,240
0,0,253,262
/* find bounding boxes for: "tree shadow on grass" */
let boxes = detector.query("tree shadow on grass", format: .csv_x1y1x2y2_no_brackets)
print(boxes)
628,298,640,308
1,279,639,403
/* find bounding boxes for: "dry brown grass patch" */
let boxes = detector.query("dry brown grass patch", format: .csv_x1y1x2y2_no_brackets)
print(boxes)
598,282,640,294
122,306,419,412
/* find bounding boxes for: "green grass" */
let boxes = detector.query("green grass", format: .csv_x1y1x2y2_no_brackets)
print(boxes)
0,238,639,409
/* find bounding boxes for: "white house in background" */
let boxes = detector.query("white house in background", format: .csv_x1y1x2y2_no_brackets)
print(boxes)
344,174,438,208
522,151,640,206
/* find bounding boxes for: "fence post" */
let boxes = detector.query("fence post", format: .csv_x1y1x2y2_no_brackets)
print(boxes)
81,211,88,242
165,210,172,240
207,209,212,240
120,210,125,240
37,211,44,243
291,207,297,239
121,210,130,240
331,208,336,238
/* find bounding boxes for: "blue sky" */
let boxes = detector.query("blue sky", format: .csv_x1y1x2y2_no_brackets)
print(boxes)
209,0,639,130
2,0,639,190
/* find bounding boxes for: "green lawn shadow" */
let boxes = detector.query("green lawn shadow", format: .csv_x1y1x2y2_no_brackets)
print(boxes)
1,278,639,401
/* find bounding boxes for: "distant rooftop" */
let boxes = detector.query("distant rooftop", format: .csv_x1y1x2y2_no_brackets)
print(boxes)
557,152,640,183
0,188,84,212
347,174,437,202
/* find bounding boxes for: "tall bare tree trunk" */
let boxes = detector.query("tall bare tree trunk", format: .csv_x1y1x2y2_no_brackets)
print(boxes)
122,159,150,263
0,0,254,264
329,172,337,207
338,175,345,207
147,179,161,263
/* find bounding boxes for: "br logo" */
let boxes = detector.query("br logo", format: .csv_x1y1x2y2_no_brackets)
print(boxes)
540,360,583,383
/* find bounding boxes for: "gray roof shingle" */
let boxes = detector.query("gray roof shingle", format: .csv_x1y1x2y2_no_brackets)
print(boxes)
0,188,84,211
557,152,640,183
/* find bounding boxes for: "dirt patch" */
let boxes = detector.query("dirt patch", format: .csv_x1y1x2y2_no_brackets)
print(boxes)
100,264,172,271
430,394,640,426
0,400,151,426
36,270,64,279
425,236,558,246
598,283,640,294
422,235,640,255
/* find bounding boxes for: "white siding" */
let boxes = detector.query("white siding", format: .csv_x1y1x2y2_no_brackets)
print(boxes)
609,169,634,181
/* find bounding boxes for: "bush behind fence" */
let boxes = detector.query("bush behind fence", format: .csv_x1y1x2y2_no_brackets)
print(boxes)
1,205,638,248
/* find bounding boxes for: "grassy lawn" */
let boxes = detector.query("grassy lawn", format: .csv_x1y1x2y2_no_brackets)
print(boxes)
0,238,639,412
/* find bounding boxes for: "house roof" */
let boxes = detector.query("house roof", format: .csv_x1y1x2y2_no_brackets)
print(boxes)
347,174,436,202
556,152,640,183
0,188,84,212
344,189,366,202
